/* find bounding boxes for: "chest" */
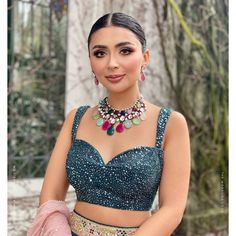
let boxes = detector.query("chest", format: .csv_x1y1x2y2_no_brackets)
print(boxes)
66,139,164,194
75,107,159,164
66,139,164,210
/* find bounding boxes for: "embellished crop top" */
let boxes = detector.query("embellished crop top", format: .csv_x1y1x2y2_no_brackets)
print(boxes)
66,105,172,211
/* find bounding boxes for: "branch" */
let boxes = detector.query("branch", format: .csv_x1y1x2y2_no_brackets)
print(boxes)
167,0,215,69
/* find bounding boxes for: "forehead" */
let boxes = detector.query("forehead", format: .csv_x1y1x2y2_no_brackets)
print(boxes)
89,26,141,48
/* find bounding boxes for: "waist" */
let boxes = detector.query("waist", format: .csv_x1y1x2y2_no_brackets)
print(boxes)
74,201,152,227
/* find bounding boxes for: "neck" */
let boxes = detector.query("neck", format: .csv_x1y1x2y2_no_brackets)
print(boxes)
106,84,142,110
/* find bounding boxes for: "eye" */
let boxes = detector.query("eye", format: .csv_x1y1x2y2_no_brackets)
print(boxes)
93,50,106,58
120,48,134,55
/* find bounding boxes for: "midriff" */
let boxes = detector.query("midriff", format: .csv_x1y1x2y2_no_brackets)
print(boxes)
74,201,152,227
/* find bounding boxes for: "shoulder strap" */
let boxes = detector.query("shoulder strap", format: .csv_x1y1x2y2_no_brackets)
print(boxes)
155,107,173,149
71,105,90,142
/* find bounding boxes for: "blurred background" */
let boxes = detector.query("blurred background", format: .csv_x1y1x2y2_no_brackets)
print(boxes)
8,0,228,235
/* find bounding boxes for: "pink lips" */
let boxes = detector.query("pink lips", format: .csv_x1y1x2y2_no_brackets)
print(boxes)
105,74,125,83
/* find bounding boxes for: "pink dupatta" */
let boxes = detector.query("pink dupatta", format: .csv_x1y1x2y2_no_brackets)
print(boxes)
27,200,72,236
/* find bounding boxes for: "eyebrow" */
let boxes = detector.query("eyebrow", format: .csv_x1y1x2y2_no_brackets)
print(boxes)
92,42,135,50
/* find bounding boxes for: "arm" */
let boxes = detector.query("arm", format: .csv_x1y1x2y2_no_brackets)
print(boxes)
39,108,77,206
28,108,78,236
134,111,191,236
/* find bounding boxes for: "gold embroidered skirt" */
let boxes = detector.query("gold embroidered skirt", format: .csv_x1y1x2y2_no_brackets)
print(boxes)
70,210,139,236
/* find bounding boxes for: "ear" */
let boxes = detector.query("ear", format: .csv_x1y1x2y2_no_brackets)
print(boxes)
142,48,150,67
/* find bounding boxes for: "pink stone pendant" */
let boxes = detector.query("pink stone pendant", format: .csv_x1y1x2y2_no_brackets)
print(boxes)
140,73,145,81
95,78,99,86
102,120,111,130
116,123,124,133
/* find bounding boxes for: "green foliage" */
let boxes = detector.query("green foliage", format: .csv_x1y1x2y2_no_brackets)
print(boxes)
8,1,68,179
154,0,228,234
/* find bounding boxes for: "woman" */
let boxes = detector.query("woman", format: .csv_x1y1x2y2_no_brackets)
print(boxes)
28,12,191,236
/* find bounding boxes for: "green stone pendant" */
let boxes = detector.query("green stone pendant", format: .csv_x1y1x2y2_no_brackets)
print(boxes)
140,112,146,120
92,113,100,120
132,117,140,125
123,119,132,129
107,125,115,135
96,118,104,126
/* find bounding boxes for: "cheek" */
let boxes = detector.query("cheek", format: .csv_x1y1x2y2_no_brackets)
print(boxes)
121,57,142,74
90,59,105,75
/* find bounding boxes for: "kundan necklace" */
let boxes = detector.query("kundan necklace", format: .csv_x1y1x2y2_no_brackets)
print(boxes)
92,94,147,136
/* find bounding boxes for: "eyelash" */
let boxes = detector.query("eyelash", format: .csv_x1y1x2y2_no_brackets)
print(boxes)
120,48,134,55
93,48,134,58
93,51,106,58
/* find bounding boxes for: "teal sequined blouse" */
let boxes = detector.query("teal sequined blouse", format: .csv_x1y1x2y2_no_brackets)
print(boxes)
66,105,172,211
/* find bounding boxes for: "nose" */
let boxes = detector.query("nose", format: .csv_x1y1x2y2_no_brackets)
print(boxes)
107,54,119,70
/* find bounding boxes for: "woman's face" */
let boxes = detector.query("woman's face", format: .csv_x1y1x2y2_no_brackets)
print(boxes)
89,26,149,92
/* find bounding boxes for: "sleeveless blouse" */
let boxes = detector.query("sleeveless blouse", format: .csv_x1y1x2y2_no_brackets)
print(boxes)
66,105,172,211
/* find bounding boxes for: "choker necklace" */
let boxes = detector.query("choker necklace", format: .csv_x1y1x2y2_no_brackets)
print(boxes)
92,94,147,136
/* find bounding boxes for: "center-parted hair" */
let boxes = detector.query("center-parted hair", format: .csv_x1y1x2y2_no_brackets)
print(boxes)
88,12,147,52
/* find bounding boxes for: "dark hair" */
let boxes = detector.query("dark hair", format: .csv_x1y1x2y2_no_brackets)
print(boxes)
87,12,147,52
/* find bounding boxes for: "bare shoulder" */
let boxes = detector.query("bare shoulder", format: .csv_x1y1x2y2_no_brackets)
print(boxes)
165,110,189,142
65,104,93,126
65,105,96,129
66,107,78,119
167,110,188,130
78,105,97,120
145,101,189,144
142,100,187,126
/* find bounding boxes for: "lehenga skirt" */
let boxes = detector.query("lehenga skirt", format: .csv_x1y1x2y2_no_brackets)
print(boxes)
70,209,139,236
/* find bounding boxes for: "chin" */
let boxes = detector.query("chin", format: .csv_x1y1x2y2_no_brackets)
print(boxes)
107,86,135,95
101,79,137,92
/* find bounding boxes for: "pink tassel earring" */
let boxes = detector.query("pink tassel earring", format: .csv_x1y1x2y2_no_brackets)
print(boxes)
93,72,99,86
140,66,146,81
95,78,99,86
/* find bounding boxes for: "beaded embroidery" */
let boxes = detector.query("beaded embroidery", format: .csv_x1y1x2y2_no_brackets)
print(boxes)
66,105,172,211
70,210,138,236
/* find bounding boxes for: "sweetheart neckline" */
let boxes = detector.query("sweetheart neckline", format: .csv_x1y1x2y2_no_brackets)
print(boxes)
74,138,163,166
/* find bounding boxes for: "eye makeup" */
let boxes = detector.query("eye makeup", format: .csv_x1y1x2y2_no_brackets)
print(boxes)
93,50,106,58
93,47,135,58
120,47,134,55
